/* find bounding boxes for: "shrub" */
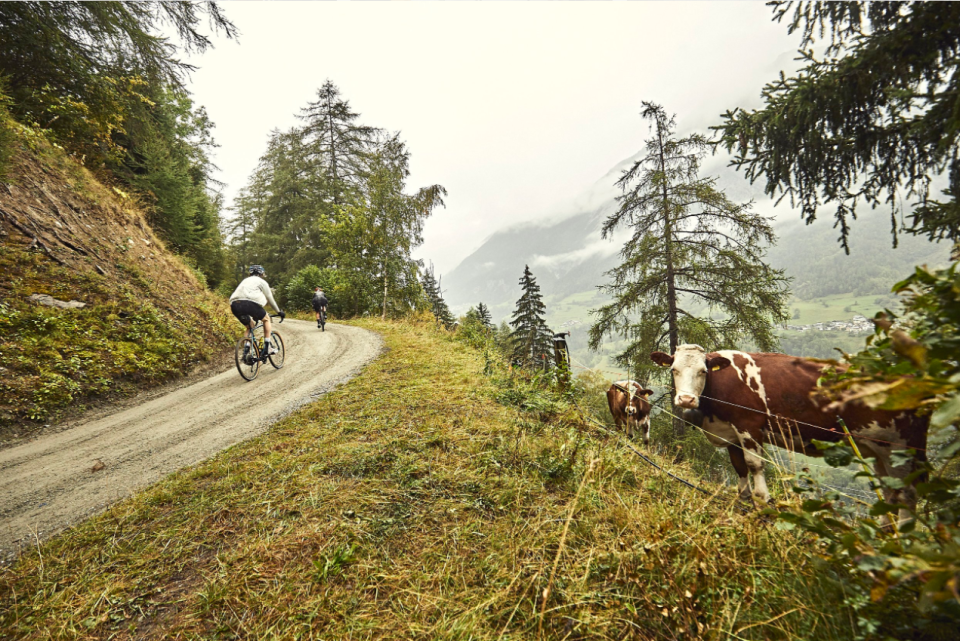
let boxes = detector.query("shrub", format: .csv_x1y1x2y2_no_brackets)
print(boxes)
284,265,325,312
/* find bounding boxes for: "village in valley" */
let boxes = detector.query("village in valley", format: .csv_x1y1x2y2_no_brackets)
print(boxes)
784,314,875,334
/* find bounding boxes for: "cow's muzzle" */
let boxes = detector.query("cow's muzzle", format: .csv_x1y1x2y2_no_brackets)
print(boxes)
676,394,699,409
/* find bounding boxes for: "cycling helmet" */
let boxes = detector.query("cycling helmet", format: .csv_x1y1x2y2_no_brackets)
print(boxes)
248,265,265,277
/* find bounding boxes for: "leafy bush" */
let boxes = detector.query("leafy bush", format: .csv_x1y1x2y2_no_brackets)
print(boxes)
284,265,325,312
774,263,960,637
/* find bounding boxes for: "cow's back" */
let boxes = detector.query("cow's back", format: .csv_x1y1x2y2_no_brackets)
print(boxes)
704,351,926,449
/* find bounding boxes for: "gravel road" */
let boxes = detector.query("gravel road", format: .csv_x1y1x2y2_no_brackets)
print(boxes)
0,320,381,563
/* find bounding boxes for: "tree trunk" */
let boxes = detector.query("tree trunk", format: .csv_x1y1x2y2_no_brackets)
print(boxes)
656,119,685,437
382,267,388,320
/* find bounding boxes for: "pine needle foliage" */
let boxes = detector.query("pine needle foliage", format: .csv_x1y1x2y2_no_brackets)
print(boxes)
509,265,553,369
715,1,960,250
421,264,454,329
477,302,494,329
226,82,445,315
300,80,380,207
590,102,790,380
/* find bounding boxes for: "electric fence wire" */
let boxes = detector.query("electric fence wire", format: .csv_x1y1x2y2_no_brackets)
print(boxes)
568,355,876,508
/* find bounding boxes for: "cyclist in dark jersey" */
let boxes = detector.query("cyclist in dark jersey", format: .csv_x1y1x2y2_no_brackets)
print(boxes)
312,286,328,329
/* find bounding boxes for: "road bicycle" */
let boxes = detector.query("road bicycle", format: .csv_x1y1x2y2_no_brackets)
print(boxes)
235,314,285,381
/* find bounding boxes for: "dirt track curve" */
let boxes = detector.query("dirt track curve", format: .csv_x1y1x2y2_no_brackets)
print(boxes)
0,320,381,562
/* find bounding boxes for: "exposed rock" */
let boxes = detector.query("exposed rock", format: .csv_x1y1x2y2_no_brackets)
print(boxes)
28,294,86,309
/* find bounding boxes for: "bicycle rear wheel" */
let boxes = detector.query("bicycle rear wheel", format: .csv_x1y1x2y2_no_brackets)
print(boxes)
320,311,326,332
235,335,260,381
268,331,285,369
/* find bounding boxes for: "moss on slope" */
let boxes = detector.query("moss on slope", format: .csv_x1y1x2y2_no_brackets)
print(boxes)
0,129,234,437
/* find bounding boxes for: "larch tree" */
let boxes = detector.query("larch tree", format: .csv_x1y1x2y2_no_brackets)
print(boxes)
509,265,554,369
588,102,790,387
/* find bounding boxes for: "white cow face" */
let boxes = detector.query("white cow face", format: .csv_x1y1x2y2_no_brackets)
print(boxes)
651,345,730,409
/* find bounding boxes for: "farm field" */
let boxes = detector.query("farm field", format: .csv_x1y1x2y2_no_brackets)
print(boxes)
788,292,894,325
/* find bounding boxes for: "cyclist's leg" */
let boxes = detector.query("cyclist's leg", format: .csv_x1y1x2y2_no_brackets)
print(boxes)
263,314,273,343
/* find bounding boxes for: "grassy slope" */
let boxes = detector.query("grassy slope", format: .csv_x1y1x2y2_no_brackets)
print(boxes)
0,130,234,438
1,319,851,640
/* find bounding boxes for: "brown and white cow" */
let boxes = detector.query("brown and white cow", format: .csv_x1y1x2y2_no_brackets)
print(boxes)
606,381,655,444
651,345,928,512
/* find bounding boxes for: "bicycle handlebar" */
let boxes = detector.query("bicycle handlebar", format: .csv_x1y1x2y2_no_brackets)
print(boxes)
271,314,284,323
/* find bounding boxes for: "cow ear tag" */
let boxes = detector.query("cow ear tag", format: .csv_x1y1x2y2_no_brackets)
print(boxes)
711,365,720,371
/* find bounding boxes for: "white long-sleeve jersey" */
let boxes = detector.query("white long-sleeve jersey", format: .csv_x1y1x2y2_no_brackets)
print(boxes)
229,276,280,311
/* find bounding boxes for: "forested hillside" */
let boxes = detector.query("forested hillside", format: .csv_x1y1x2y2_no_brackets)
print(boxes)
0,3,235,287
225,81,446,319
0,126,233,440
0,3,241,438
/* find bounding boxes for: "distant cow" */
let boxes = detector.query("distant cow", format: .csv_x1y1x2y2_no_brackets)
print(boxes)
606,381,654,444
651,345,928,514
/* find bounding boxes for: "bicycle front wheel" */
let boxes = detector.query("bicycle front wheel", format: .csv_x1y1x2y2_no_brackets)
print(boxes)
235,336,260,381
268,331,285,369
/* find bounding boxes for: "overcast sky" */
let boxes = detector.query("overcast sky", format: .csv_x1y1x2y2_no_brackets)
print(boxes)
186,2,804,275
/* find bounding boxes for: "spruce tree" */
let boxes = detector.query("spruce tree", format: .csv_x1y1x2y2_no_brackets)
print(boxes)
300,80,380,206
477,302,493,329
509,265,554,369
716,2,960,248
421,265,454,329
589,102,790,382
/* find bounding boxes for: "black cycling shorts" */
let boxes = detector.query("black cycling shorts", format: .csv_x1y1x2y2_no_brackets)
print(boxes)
231,299,266,327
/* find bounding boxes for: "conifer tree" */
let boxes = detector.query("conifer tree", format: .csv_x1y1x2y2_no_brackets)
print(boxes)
589,102,790,383
300,80,380,206
421,265,454,329
364,135,446,319
716,2,960,248
509,265,554,369
477,302,493,329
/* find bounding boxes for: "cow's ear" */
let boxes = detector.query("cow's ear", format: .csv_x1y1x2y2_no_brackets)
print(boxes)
640,388,654,397
650,351,674,367
706,355,731,372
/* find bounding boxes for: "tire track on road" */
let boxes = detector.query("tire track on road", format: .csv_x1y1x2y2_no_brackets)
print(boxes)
0,320,381,562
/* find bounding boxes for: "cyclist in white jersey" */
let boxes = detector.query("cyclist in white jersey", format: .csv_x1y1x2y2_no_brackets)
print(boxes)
229,265,285,354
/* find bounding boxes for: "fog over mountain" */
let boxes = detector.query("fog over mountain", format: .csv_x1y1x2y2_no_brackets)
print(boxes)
443,151,951,330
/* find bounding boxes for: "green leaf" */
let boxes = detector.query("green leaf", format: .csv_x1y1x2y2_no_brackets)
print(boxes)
889,449,917,468
931,393,960,428
855,555,887,572
880,476,905,490
823,443,854,468
869,501,899,517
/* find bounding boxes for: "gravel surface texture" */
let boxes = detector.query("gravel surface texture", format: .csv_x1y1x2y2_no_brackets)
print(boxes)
0,320,382,563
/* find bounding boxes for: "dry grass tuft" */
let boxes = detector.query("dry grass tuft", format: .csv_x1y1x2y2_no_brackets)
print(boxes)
0,318,852,639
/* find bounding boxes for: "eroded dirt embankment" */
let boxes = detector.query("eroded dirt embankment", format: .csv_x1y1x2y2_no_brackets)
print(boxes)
0,320,381,562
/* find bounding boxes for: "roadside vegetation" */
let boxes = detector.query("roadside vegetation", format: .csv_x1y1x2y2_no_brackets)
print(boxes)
0,318,857,640
0,126,234,440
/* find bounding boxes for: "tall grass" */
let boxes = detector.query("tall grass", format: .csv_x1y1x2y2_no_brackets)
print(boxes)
1,318,854,639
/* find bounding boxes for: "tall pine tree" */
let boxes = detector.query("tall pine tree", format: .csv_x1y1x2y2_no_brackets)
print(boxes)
589,102,790,382
509,265,553,369
300,80,380,207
